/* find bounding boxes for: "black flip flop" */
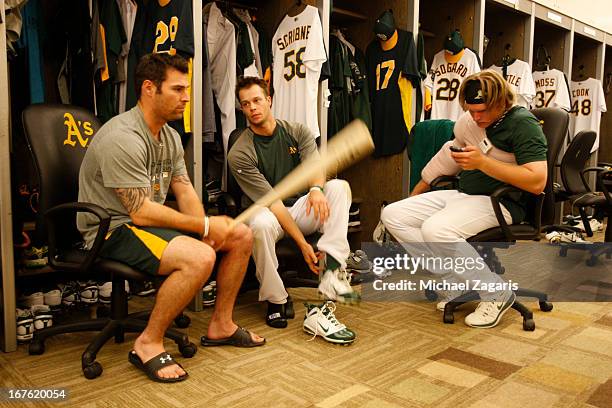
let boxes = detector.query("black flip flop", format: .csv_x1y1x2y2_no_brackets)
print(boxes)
266,301,287,328
128,351,188,383
201,327,266,347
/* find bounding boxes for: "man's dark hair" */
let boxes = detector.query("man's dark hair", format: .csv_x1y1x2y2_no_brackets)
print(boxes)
235,76,269,100
135,53,189,99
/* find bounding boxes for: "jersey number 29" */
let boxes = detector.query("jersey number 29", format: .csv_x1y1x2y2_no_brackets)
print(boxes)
154,17,179,55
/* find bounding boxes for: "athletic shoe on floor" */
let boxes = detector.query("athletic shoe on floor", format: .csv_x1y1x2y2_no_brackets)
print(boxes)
133,280,156,296
58,281,79,306
31,304,53,330
19,291,44,308
318,268,361,304
464,291,516,328
576,218,604,233
23,246,48,268
346,250,371,272
436,289,470,311
16,308,34,342
78,280,99,304
202,281,216,307
303,301,356,344
97,282,112,304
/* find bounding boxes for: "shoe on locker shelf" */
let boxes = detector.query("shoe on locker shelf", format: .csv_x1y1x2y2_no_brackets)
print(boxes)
18,291,44,308
43,289,62,310
133,280,156,296
22,245,48,268
58,281,80,306
16,308,35,342
78,280,99,304
202,281,216,307
31,304,53,330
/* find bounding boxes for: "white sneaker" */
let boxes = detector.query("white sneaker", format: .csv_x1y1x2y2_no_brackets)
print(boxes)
577,218,604,233
78,280,99,304
58,282,79,306
16,308,34,342
436,289,470,311
19,291,44,308
303,301,356,344
31,304,53,330
318,268,361,304
43,289,61,309
464,291,516,328
98,282,112,304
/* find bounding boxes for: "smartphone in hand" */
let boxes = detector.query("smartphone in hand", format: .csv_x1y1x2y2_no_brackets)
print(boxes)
449,145,464,153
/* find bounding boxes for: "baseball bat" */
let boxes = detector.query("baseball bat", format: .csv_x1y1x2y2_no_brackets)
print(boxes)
232,119,374,226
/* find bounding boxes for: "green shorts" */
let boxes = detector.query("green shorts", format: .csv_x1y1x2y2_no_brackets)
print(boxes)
99,223,184,276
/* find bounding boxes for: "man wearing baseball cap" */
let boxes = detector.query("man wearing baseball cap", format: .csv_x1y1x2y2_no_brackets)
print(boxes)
382,69,548,328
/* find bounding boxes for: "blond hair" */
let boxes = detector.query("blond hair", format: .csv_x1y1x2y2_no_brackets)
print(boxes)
459,69,516,111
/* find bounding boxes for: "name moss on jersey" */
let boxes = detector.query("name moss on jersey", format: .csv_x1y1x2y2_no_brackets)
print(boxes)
276,25,312,51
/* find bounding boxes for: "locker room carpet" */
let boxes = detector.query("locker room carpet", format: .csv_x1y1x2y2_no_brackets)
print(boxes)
2,282,612,408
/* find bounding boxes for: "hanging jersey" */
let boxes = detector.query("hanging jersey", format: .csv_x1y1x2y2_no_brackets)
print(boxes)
424,48,480,120
531,69,571,111
128,0,194,133
272,5,326,138
570,78,607,152
366,29,420,157
489,59,535,108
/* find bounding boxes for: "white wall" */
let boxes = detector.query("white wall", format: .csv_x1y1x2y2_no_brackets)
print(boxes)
534,0,612,34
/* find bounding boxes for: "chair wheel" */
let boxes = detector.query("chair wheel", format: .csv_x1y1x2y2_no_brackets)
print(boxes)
559,247,568,257
523,319,535,331
179,342,197,358
586,257,597,267
539,301,553,312
174,314,191,328
83,362,103,379
425,289,438,301
28,341,45,355
498,266,505,274
443,312,454,324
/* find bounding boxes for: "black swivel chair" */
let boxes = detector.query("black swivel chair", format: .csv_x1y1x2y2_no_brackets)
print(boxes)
431,107,568,331
22,104,197,379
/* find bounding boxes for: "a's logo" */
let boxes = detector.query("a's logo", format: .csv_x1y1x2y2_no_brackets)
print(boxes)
160,355,172,364
289,146,297,155
63,112,93,148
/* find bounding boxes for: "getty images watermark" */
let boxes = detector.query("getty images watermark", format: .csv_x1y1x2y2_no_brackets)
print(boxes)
370,253,519,293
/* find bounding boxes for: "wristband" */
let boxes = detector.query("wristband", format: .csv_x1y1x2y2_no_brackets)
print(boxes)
309,185,324,194
202,216,210,239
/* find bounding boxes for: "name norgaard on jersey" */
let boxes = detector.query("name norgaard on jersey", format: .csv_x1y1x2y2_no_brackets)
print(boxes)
276,25,312,51
433,62,469,77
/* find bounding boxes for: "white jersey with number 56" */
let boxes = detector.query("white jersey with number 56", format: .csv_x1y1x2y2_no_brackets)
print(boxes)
424,48,480,120
272,5,326,138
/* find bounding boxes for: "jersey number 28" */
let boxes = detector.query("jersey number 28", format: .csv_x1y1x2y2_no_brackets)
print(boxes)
436,78,460,101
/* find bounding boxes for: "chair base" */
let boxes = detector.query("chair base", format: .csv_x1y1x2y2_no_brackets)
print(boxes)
439,289,553,331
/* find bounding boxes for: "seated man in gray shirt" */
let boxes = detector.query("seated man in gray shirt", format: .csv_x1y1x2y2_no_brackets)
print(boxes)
77,54,264,383
228,76,357,344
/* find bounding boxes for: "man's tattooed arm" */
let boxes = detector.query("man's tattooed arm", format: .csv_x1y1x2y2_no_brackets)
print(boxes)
171,174,191,187
115,187,150,214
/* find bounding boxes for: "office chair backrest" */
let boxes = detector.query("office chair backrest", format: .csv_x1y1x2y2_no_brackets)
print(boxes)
530,108,569,226
560,130,596,195
22,104,101,244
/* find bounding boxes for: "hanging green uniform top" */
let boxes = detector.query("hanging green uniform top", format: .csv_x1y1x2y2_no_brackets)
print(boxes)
366,29,420,157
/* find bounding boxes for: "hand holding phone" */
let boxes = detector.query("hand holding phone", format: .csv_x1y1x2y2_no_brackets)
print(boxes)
449,145,464,153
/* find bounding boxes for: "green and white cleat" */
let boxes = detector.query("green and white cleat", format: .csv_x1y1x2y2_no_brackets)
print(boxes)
303,301,356,344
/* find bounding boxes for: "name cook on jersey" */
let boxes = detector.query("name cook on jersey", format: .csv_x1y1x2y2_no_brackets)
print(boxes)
276,25,312,51
432,61,469,77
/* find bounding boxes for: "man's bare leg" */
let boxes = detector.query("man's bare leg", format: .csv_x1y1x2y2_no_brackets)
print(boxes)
206,224,263,343
134,236,215,379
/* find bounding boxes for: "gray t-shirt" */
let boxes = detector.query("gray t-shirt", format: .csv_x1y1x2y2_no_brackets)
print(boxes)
228,120,319,206
77,106,187,247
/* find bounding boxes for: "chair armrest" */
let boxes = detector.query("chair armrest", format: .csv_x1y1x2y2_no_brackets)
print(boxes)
210,192,238,217
581,166,607,193
595,168,612,206
44,202,110,273
488,186,544,241
430,175,460,189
